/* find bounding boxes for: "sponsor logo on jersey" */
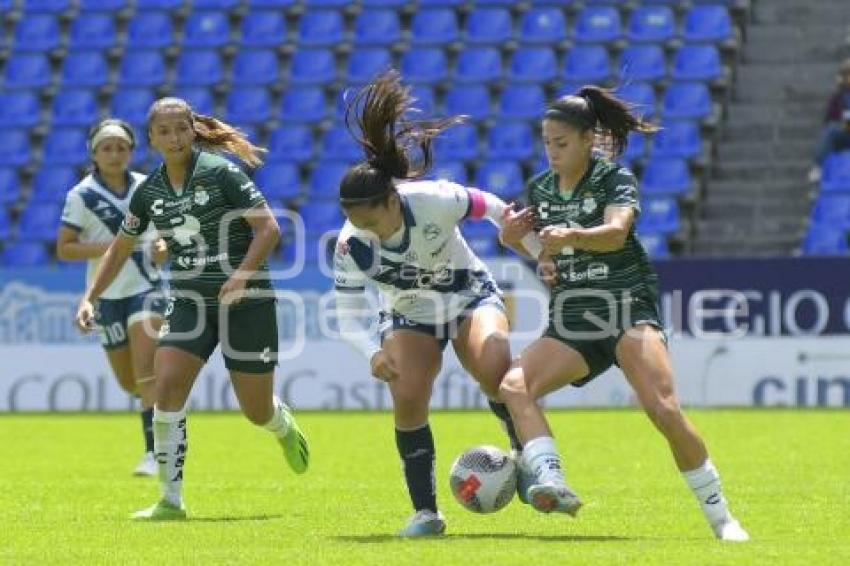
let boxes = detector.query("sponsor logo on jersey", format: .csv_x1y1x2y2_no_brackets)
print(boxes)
194,189,209,206
175,251,229,269
423,223,441,241
581,197,597,214
124,213,140,230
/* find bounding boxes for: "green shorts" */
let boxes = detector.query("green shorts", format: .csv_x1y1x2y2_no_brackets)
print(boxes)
544,295,665,387
158,296,278,374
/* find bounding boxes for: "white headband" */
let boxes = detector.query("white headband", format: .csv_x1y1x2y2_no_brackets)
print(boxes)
91,124,133,151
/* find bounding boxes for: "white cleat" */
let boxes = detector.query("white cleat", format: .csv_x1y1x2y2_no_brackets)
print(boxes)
132,451,157,477
397,510,446,538
713,517,750,542
527,482,583,516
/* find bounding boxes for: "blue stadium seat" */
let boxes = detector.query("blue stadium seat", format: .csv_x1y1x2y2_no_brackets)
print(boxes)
305,0,349,6
298,201,344,234
22,0,71,12
638,232,670,259
641,157,691,197
683,5,733,43
499,85,545,120
0,92,41,128
68,14,117,50
232,50,279,86
1,243,49,267
622,131,647,162
345,48,392,85
410,86,436,118
240,11,287,48
254,163,302,202
564,45,612,83
13,14,61,52
417,0,462,6
810,195,850,228
3,54,51,90
465,8,512,46
620,45,667,82
662,82,712,120
279,87,327,122
519,8,568,45
320,126,362,161
110,89,155,127
461,222,500,257
802,226,848,255
183,12,230,49
289,49,336,85
135,0,184,9
309,161,350,200
0,168,20,205
476,160,523,201
361,0,405,5
401,48,448,84
411,9,459,46
51,90,100,127
574,6,622,44
225,88,271,124
479,0,522,4
617,82,657,119
19,203,62,241
267,126,314,163
627,5,675,43
0,209,9,241
174,51,223,87
652,121,702,160
434,123,479,161
444,84,491,120
821,152,850,193
298,10,344,47
32,167,77,204
487,122,534,160
193,0,240,10
429,161,467,184
508,47,557,83
353,10,400,46
43,128,88,166
247,0,295,7
671,45,723,82
454,47,502,84
0,130,30,167
127,13,174,50
172,87,215,115
61,52,109,88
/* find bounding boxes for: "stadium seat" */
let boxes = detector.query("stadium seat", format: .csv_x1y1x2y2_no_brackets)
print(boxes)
671,45,723,82
641,157,691,197
627,5,676,44
247,0,296,7
0,92,41,128
289,49,337,85
417,0,463,6
353,10,400,46
810,195,850,228
298,201,344,234
617,82,657,119
461,221,500,257
119,51,167,87
622,131,647,163
254,163,302,202
225,88,271,125
434,123,479,161
309,161,351,200
13,14,60,52
662,82,713,121
60,52,109,88
465,8,512,46
78,0,129,10
298,10,345,47
320,126,363,161
454,47,502,84
18,203,62,241
127,13,174,50
499,85,545,120
193,0,241,10
305,0,349,6
279,87,327,122
174,51,223,87
508,47,557,83
51,90,100,127
2,54,51,90
0,168,20,205
410,86,436,118
487,122,534,160
0,130,31,167
444,85,491,120
240,11,287,48
429,161,467,184
638,197,680,234
43,128,88,166
135,0,184,10
266,126,314,163
0,209,9,241
478,0,521,4
232,50,280,86
519,8,568,45
802,226,848,255
345,48,392,85
22,0,71,11
183,12,230,49
1,242,49,266
620,45,667,83
32,167,77,204
683,5,733,43
401,48,448,84
573,6,622,44
638,232,670,259
68,14,118,50
651,121,702,160
411,9,459,46
172,87,215,115
475,160,523,201
564,45,612,83
110,89,155,127
821,151,850,193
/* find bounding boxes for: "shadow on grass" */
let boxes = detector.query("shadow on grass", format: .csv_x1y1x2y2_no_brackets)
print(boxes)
188,514,284,523
335,533,633,543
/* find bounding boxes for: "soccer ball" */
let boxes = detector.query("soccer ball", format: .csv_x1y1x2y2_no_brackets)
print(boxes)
449,445,517,513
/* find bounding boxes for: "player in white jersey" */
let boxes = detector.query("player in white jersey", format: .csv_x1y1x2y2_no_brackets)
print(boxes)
332,71,541,537
57,119,167,476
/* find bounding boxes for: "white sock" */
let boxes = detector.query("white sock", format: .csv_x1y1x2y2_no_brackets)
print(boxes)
522,436,566,485
262,396,290,438
153,407,188,508
682,458,732,526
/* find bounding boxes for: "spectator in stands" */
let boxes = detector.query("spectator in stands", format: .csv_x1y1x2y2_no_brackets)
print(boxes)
809,59,850,182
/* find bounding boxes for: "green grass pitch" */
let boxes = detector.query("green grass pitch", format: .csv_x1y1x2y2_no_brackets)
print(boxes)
1,410,848,565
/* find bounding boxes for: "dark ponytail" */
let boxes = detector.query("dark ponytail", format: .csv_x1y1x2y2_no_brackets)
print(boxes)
339,70,463,207
545,85,658,158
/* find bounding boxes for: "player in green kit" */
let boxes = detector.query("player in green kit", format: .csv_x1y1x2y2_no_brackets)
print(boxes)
498,87,749,541
75,98,309,520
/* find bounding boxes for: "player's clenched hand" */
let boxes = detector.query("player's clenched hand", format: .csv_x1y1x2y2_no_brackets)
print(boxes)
540,225,577,255
499,204,536,248
370,350,399,382
75,299,96,332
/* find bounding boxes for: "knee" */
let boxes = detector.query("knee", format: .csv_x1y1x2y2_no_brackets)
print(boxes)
498,368,532,402
644,394,684,434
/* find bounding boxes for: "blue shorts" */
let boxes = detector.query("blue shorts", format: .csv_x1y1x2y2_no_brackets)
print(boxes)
95,290,167,350
379,294,506,351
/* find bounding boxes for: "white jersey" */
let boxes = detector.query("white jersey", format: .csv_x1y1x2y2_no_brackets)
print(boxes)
60,171,161,300
333,180,500,325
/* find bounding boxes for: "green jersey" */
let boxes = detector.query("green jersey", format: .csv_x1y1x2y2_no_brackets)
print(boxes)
121,150,271,305
526,158,658,322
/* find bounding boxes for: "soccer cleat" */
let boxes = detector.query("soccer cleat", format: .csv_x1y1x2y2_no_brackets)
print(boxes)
511,450,533,505
278,402,309,474
527,482,583,516
130,500,187,521
132,451,157,477
397,510,446,538
713,517,750,542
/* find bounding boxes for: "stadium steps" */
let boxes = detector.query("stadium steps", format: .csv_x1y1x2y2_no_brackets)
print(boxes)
693,0,849,256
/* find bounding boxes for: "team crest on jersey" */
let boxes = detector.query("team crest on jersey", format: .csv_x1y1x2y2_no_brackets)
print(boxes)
581,197,597,214
335,239,350,257
124,213,140,230
194,189,209,206
423,223,441,241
